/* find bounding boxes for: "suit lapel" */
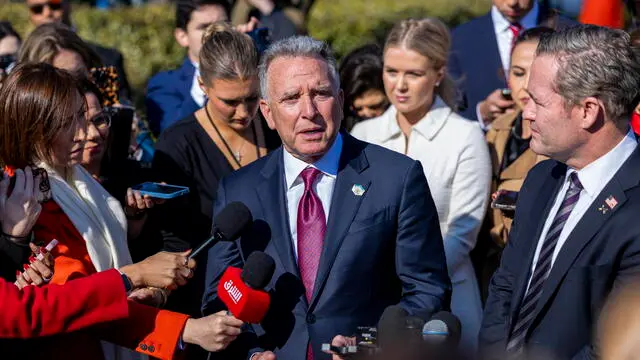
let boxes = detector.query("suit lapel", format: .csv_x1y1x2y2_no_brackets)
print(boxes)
530,146,640,324
256,147,300,279
509,162,566,319
309,135,370,309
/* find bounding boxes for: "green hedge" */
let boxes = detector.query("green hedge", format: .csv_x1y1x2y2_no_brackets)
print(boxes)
0,0,490,101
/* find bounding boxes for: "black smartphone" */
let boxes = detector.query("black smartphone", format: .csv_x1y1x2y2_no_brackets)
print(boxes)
501,88,512,101
491,190,519,211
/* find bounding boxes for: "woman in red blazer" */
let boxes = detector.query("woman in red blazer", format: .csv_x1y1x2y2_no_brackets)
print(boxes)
0,63,245,359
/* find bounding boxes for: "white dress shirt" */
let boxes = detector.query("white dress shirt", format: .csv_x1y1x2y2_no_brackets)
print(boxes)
491,2,539,75
351,98,490,351
526,130,637,291
477,3,539,128
283,132,343,261
190,61,207,107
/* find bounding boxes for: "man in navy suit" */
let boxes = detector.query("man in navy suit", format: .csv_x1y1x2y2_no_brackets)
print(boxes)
145,0,230,135
202,36,451,360
480,25,640,360
449,0,574,126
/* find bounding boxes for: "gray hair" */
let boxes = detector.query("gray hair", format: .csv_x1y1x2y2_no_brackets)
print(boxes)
259,36,340,101
536,25,640,126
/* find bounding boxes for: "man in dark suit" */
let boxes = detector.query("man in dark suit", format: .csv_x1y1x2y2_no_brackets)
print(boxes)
449,0,574,126
202,36,451,360
480,25,640,360
145,0,230,136
24,0,132,100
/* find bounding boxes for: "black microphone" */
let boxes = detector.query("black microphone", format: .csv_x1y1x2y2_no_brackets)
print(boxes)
376,305,409,350
422,311,462,347
189,202,253,259
241,251,276,289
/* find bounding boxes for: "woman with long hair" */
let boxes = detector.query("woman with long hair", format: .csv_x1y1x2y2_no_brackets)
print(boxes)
351,18,491,353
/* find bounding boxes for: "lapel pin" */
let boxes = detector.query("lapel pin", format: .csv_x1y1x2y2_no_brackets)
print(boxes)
598,205,609,215
351,184,366,196
605,195,618,210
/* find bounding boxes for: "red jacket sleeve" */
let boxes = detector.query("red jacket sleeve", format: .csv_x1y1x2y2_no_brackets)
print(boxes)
96,301,190,360
0,269,129,338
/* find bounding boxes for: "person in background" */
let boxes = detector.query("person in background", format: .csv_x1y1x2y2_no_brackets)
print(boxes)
478,27,553,300
449,0,574,126
23,0,131,100
351,18,490,353
339,44,389,132
78,77,163,262
19,22,101,77
231,0,314,34
146,0,231,135
152,22,280,327
230,0,297,41
0,22,21,84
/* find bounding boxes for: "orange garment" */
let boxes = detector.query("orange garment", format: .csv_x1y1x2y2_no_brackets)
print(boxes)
579,0,624,29
32,200,189,360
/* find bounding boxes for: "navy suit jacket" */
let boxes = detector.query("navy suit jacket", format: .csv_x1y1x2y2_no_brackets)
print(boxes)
480,144,640,360
145,58,200,135
449,9,576,120
202,133,451,360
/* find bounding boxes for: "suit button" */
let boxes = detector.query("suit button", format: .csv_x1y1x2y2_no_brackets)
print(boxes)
306,314,316,324
139,344,148,351
148,345,155,353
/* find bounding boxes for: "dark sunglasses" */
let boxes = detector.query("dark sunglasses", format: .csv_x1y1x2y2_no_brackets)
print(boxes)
29,2,63,15
0,54,16,71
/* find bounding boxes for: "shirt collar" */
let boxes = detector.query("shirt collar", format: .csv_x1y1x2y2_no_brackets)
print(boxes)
569,129,637,197
283,132,343,189
379,96,450,142
491,1,539,33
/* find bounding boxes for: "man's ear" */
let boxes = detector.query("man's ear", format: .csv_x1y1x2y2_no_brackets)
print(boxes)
260,99,276,130
174,28,189,48
579,96,603,129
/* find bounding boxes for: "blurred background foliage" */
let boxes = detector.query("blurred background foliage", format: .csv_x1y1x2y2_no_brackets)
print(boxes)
0,0,491,102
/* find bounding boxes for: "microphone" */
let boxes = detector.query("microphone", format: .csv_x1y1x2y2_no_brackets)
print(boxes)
422,311,461,347
189,202,253,259
218,251,275,323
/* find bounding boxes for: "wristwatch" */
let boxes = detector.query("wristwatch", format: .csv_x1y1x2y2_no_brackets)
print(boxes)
117,269,133,294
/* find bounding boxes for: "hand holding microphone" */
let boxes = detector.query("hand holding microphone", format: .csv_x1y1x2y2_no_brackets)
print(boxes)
182,310,244,352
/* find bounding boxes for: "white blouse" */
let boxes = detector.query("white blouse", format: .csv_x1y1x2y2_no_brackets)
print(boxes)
351,98,491,282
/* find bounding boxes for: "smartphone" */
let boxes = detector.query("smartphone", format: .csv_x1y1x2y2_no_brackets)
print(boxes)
6,167,51,203
131,182,190,199
491,190,519,211
501,88,512,100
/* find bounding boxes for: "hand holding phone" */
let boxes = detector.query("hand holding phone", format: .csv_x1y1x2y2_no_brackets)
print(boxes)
130,182,189,200
491,190,519,211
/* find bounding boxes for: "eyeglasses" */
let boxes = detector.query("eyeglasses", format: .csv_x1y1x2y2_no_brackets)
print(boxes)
0,54,16,71
89,111,111,131
29,1,63,15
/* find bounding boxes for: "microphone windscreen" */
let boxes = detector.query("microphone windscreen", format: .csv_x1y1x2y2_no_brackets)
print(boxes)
241,251,276,290
423,311,462,346
214,202,253,240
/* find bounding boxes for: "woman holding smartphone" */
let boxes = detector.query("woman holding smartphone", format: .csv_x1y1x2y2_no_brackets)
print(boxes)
485,27,554,247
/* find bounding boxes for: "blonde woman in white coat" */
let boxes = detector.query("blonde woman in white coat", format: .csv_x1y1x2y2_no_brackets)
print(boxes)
351,18,491,353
